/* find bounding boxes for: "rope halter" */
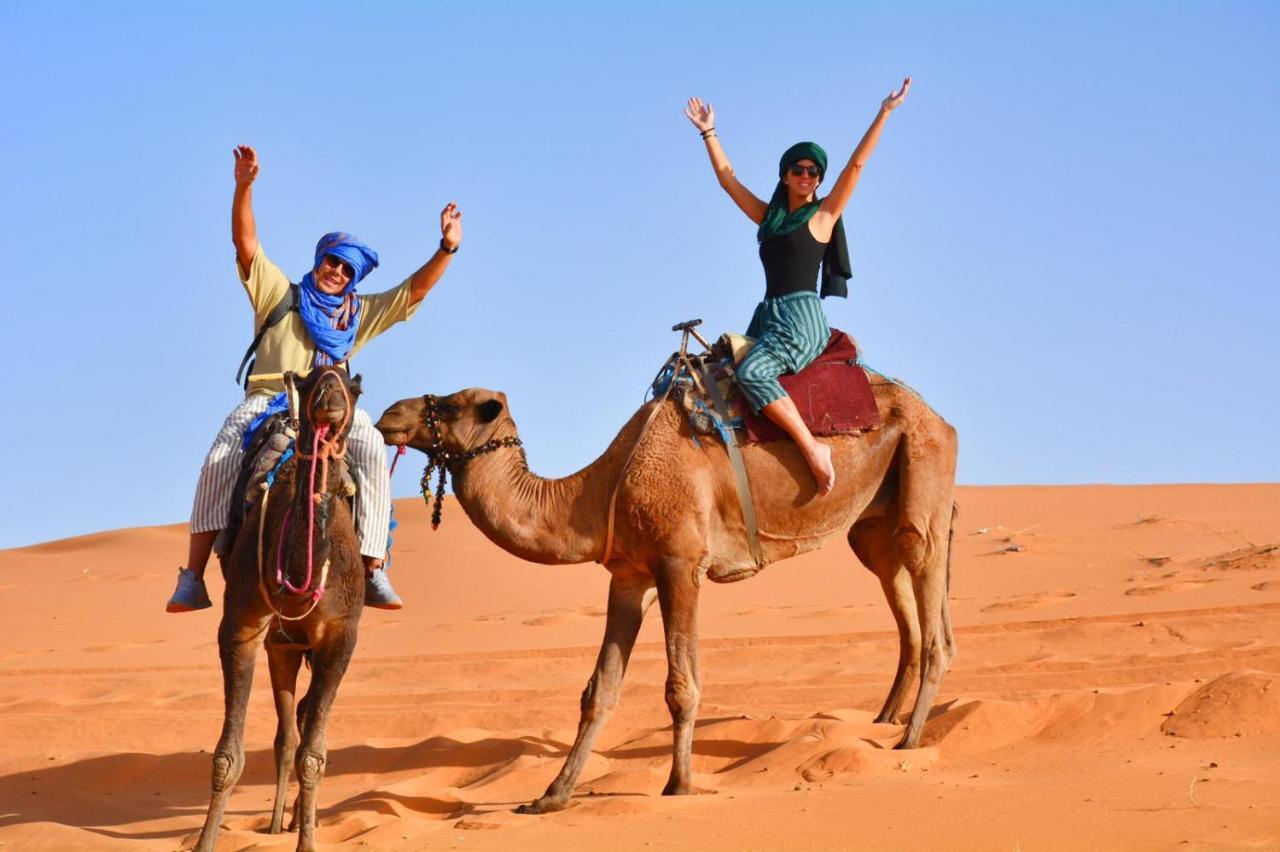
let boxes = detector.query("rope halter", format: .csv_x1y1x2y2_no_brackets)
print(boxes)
417,394,522,529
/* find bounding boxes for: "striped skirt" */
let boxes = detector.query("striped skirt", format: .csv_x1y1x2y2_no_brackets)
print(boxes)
736,291,831,413
189,396,393,560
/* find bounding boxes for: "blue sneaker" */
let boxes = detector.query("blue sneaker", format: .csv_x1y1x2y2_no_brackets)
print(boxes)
364,569,403,610
166,567,212,612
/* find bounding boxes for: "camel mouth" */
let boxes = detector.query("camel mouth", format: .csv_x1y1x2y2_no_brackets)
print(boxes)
376,429,412,449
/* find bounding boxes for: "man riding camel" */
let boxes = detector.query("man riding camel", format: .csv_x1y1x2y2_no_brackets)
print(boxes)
166,144,461,612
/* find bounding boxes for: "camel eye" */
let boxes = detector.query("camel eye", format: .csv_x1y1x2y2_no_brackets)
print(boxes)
437,402,461,419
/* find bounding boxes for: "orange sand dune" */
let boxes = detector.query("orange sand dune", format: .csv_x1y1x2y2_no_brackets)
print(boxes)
1,484,1279,850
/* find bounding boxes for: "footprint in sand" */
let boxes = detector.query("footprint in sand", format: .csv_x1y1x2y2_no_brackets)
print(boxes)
522,607,606,627
791,605,868,620
1251,581,1280,592
735,604,867,619
1125,577,1223,596
980,591,1076,613
1202,544,1280,571
83,639,165,653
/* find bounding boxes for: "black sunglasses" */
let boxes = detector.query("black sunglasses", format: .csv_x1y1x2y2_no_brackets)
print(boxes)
322,255,355,279
788,165,821,178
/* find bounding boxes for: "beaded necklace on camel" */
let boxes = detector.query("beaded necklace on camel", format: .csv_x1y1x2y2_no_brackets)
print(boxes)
391,393,523,530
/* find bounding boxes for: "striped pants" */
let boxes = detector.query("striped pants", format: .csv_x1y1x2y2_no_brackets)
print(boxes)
736,290,831,414
189,395,392,560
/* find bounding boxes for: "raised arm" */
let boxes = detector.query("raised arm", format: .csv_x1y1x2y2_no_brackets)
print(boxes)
406,202,462,306
684,98,769,225
813,78,911,232
231,145,260,272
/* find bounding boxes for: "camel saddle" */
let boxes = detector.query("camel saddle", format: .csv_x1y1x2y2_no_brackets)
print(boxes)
648,324,880,572
690,328,881,444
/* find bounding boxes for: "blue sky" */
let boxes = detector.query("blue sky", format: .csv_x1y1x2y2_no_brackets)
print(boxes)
1,1,1277,548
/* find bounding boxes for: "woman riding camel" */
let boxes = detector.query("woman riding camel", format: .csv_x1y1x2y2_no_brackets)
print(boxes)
684,78,911,495
166,144,462,612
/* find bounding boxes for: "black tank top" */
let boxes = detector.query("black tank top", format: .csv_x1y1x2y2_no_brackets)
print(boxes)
759,222,826,299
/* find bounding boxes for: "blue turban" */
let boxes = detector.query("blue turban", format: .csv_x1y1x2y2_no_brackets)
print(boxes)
298,232,380,365
314,231,379,286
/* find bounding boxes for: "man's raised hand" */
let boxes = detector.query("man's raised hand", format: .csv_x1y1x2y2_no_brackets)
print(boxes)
440,202,462,251
233,145,259,186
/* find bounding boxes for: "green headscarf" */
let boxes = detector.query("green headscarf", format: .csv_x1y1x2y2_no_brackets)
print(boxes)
756,141,852,299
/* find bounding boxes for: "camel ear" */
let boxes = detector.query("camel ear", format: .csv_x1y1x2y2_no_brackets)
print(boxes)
477,398,504,424
349,373,364,397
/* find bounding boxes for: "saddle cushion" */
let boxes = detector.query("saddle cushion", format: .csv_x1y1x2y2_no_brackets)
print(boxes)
737,329,881,443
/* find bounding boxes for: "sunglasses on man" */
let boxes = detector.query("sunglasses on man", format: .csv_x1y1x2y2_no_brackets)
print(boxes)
321,254,356,279
788,165,821,178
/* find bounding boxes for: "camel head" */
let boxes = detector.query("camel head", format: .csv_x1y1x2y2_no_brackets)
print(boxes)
375,388,513,455
289,366,363,449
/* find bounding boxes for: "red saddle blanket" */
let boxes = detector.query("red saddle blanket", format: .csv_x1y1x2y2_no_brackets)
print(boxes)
738,329,881,443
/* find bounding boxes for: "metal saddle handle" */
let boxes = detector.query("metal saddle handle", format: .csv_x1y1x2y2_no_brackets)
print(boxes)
671,318,713,354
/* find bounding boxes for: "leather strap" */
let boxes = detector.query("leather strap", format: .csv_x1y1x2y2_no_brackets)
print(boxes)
237,283,299,387
699,361,764,567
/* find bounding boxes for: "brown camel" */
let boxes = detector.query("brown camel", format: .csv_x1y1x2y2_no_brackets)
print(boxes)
376,369,958,814
196,366,366,852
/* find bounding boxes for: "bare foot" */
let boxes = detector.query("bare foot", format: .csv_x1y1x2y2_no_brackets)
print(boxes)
804,443,836,496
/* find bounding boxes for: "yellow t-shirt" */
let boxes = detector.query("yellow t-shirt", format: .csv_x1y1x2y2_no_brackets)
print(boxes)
239,245,422,397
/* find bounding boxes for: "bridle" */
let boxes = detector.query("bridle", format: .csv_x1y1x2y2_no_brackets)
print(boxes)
256,368,356,623
416,394,522,529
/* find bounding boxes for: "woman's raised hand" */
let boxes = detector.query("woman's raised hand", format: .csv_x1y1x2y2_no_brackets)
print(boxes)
882,77,912,112
233,145,259,185
683,97,715,133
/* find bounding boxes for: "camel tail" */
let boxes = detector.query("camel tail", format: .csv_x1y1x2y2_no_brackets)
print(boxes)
943,502,958,651
946,502,958,596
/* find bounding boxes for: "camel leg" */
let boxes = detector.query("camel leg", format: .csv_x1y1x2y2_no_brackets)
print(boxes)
293,626,358,852
656,560,701,796
286,671,314,832
194,618,267,852
518,572,655,814
849,516,921,724
894,505,957,750
265,645,305,834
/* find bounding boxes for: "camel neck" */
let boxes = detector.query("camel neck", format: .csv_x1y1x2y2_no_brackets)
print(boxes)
450,407,651,565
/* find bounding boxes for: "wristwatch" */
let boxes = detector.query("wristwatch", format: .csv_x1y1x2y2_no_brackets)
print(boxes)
439,238,459,255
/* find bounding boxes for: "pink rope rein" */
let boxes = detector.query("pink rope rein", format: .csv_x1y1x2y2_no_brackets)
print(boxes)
275,423,331,598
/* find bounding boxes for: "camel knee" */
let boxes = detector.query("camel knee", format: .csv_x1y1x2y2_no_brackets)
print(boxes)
296,749,326,786
211,750,243,793
664,676,700,725
894,526,929,571
922,636,950,683
579,675,619,723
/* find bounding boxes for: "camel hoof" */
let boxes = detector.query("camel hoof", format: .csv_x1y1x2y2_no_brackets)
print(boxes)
661,781,694,796
515,797,564,815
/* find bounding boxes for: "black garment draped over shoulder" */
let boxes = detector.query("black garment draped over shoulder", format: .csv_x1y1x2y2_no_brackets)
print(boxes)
759,223,827,299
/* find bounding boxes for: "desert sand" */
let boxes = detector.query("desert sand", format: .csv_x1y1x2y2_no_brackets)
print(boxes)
1,483,1278,850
